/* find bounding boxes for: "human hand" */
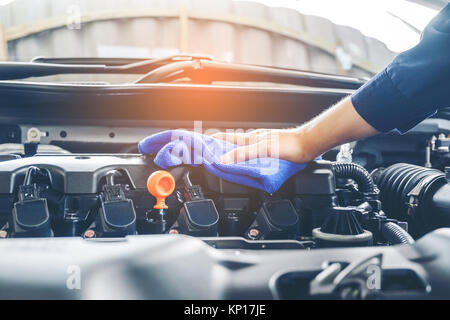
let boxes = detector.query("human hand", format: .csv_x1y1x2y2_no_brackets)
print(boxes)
212,128,316,164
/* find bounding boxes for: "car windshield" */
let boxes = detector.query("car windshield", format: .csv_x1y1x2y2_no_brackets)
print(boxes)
0,0,442,81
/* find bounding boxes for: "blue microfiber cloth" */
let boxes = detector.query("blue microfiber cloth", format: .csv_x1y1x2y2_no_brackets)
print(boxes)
138,130,309,194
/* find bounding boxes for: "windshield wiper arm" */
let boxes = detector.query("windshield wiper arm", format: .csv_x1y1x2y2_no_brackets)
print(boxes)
31,57,153,66
0,54,213,80
135,59,366,89
0,54,366,89
30,54,214,67
0,61,106,80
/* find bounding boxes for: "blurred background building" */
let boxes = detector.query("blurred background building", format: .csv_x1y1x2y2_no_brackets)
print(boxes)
0,0,444,80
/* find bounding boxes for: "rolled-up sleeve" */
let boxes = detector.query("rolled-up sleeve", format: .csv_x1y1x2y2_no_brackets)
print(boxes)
351,4,450,133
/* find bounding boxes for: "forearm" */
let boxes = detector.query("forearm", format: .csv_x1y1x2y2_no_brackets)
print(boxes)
217,96,379,164
295,96,378,161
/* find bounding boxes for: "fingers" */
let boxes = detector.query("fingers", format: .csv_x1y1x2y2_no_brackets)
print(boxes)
220,140,274,164
212,129,271,146
211,132,248,145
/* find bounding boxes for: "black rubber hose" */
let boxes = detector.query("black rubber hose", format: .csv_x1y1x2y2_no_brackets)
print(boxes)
371,163,447,234
332,163,377,194
381,222,414,245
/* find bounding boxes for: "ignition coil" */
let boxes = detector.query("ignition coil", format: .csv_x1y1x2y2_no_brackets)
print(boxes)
9,166,53,238
171,171,219,237
217,197,252,236
246,198,299,240
85,170,137,238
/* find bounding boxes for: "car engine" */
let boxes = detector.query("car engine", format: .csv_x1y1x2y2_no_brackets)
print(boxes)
1,135,449,247
0,72,449,300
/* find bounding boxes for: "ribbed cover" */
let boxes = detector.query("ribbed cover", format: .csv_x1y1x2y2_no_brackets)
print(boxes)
320,207,364,235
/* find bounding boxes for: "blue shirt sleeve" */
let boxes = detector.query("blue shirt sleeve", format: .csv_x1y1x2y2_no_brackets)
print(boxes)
351,4,450,133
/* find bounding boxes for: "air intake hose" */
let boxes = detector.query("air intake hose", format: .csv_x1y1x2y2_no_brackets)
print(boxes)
381,222,414,245
332,163,377,194
372,163,450,236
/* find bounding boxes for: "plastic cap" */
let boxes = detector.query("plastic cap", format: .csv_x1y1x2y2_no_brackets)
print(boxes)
147,170,176,209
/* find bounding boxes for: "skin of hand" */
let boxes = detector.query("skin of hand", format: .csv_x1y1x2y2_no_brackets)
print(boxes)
213,96,379,164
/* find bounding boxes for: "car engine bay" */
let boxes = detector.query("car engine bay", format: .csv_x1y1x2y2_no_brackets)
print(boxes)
0,151,447,246
0,72,448,299
1,117,449,243
0,117,449,299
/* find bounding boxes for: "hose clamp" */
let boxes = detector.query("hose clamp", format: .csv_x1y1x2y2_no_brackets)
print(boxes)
406,173,443,215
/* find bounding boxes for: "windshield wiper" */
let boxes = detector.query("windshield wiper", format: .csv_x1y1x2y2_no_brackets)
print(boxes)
135,59,365,89
30,54,214,67
0,54,366,89
31,57,155,66
0,54,213,80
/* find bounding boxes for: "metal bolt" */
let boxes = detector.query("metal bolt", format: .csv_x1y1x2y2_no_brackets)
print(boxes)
30,130,38,139
248,228,259,239
83,229,96,239
27,127,44,143
0,230,7,238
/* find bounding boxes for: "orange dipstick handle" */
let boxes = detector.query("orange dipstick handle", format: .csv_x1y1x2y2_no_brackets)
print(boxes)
147,170,176,210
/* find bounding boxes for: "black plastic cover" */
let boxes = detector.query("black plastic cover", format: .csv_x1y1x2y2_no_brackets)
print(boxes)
293,161,335,195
